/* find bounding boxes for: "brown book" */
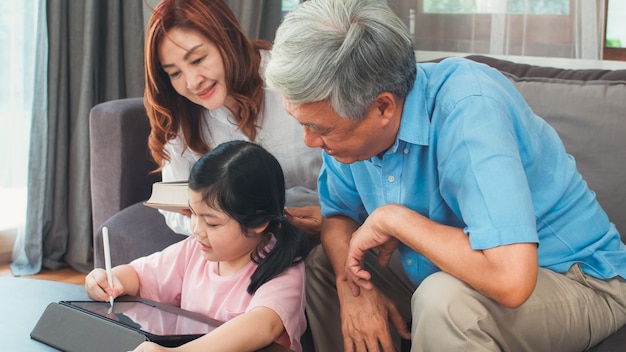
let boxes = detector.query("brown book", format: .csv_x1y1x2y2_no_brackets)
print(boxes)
143,181,189,212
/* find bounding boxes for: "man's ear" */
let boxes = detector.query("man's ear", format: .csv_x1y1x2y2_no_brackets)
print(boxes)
372,92,399,126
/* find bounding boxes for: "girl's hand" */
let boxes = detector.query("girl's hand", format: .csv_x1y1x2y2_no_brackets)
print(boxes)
84,268,125,301
131,341,170,352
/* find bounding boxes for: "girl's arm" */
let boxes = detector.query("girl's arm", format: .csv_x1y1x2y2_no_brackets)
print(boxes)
184,307,284,351
84,264,140,301
131,307,285,352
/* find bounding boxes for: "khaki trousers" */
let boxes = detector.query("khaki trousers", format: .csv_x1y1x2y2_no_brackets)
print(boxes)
305,244,626,352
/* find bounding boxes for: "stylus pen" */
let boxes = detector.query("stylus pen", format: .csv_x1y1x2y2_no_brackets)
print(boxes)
102,226,115,309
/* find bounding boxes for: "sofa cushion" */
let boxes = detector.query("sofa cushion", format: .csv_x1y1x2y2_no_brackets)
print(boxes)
465,55,626,239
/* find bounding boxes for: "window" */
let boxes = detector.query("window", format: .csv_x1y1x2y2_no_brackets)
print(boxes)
422,0,569,14
604,0,626,60
605,0,625,47
389,0,604,59
282,0,300,18
0,1,36,235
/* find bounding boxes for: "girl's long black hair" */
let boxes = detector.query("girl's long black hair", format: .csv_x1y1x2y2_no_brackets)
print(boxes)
188,140,311,294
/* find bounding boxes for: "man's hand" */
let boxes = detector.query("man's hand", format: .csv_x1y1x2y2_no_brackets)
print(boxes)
285,205,321,238
338,279,410,352
344,209,400,296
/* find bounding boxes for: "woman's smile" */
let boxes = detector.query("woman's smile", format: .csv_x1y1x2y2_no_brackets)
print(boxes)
198,81,217,99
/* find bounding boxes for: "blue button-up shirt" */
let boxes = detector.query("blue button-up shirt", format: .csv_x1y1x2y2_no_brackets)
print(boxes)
319,57,626,285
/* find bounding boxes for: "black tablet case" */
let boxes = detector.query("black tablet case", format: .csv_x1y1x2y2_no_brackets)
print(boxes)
31,302,148,352
31,295,223,351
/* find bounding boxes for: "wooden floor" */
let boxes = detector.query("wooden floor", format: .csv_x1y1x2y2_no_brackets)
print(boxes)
0,263,87,285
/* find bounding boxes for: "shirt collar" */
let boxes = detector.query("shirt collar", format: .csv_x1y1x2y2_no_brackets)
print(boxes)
373,65,430,161
397,65,431,147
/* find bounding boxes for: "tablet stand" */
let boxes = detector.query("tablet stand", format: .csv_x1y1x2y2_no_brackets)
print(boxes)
31,302,148,352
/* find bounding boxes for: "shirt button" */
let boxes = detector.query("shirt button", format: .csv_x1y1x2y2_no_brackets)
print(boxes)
387,175,395,183
403,148,409,154
406,259,412,266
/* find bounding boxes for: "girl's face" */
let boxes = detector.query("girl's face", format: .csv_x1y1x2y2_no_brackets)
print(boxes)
188,189,264,274
158,27,236,112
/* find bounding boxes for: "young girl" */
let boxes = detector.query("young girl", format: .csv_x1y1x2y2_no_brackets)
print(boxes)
85,140,311,352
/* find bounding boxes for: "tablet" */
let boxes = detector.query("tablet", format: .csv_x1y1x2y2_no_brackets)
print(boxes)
59,297,222,347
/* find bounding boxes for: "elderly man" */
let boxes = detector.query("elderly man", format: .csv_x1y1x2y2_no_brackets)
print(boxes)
265,0,626,351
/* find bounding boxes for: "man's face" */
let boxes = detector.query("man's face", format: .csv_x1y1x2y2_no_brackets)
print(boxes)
283,96,400,164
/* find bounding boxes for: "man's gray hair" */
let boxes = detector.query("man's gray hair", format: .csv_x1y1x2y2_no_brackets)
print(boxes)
265,0,416,120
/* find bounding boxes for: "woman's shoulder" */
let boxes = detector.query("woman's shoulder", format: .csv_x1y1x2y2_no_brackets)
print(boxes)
164,133,194,157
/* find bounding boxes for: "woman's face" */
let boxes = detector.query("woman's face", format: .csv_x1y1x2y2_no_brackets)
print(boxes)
158,28,235,111
188,189,263,273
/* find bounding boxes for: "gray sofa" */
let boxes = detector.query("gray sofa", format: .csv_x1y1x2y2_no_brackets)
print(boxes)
89,55,626,351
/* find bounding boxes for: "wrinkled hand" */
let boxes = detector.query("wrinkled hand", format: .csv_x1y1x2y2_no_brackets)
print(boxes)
285,205,321,238
84,268,124,302
338,280,410,351
344,217,400,297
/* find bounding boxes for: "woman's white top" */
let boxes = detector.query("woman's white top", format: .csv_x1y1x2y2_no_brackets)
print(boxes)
159,51,322,236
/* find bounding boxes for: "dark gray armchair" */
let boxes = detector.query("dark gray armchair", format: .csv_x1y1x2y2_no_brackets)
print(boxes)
89,98,186,268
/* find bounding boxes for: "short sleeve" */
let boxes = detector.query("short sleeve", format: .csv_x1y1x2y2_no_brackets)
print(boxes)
248,263,307,352
436,94,538,249
129,238,193,306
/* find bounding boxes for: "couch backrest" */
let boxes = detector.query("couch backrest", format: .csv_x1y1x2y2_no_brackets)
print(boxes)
467,55,626,239
89,98,161,234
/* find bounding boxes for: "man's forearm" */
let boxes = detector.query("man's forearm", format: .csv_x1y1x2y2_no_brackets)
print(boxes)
320,215,359,278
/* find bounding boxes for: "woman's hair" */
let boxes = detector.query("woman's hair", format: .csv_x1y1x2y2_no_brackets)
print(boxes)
189,140,310,294
265,0,416,120
144,0,271,170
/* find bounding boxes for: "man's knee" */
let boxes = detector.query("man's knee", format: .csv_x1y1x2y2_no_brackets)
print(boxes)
411,272,480,323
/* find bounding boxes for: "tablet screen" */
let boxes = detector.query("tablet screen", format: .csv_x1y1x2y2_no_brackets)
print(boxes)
66,301,217,337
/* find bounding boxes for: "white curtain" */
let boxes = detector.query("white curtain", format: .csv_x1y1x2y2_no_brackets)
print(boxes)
0,1,39,264
389,0,605,60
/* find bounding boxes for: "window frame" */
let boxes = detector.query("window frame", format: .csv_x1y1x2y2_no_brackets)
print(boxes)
603,0,626,61
389,0,626,61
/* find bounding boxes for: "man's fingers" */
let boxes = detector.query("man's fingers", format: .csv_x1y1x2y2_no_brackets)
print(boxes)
377,249,394,268
345,256,376,296
388,303,411,340
348,279,361,297
365,337,382,352
343,336,356,352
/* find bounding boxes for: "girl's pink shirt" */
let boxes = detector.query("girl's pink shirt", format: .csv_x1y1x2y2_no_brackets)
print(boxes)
128,237,306,352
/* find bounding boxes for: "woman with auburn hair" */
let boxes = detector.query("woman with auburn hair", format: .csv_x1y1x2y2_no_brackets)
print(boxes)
144,0,322,238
